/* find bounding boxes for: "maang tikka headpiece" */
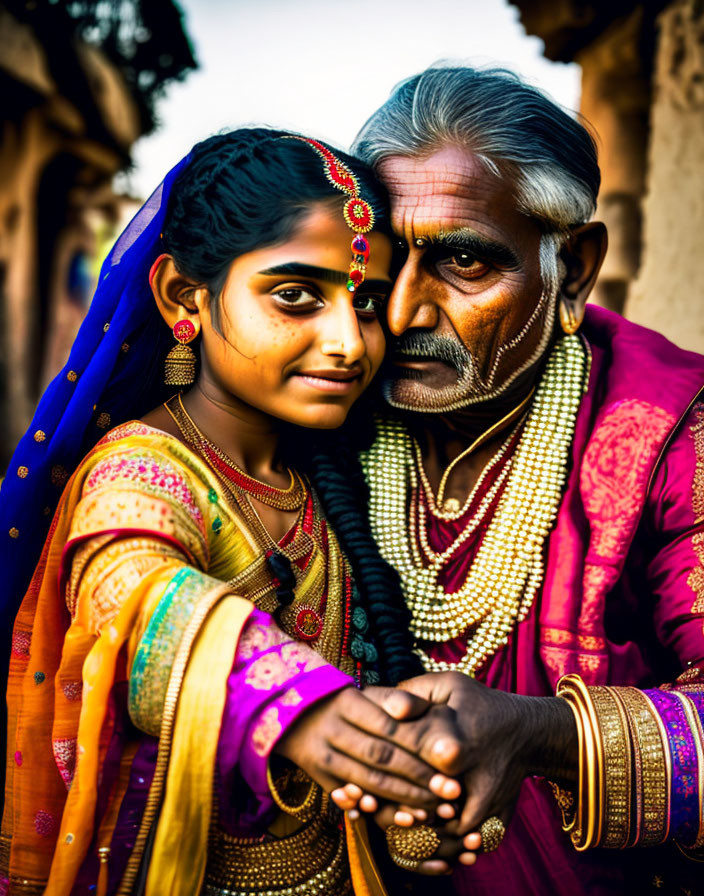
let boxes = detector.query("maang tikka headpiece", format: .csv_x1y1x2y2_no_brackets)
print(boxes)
287,137,375,293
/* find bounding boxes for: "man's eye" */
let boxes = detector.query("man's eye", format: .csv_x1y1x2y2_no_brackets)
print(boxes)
273,287,322,309
452,252,479,268
438,252,489,279
352,294,385,317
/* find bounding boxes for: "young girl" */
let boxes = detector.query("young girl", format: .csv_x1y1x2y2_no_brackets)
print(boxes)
0,131,462,896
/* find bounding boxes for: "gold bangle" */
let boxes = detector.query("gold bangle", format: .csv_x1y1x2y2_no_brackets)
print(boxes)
266,762,321,822
556,675,604,850
612,687,669,846
591,687,631,848
555,693,582,838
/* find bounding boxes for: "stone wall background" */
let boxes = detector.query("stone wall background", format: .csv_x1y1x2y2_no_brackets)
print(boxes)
513,0,704,354
624,0,704,352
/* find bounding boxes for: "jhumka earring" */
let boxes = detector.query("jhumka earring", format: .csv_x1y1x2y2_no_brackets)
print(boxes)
559,299,583,335
165,318,198,385
285,137,375,293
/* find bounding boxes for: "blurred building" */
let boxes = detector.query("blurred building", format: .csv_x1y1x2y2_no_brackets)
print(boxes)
0,0,195,468
512,0,704,354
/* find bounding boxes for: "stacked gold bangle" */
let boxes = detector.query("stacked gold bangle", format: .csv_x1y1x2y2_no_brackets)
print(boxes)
556,675,670,851
557,675,671,851
556,674,604,849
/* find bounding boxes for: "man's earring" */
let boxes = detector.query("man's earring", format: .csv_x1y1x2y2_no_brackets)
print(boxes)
165,319,198,386
559,299,583,335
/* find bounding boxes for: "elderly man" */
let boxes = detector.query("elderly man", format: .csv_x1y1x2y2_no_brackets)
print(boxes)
333,66,704,894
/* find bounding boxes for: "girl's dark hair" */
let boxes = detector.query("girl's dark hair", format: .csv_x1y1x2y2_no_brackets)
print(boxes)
163,127,418,684
162,127,392,304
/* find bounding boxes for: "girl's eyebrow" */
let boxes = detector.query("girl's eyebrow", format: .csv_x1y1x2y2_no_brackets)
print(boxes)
257,262,392,291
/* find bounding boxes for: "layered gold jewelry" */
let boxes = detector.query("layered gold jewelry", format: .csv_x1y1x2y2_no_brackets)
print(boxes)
166,394,305,511
556,675,671,851
479,816,505,852
361,334,589,674
385,824,441,870
205,810,351,895
432,387,534,512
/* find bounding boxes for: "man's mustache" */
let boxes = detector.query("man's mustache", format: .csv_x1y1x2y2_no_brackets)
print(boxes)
391,333,472,374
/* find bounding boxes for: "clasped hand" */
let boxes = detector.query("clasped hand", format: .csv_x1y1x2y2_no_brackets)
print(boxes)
277,672,541,874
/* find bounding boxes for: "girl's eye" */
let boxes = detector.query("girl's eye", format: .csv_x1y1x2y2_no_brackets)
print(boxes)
352,294,386,318
272,287,323,311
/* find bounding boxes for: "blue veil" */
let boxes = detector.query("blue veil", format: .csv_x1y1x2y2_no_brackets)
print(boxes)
0,153,192,634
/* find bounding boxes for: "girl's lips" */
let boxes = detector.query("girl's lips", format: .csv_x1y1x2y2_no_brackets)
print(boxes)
292,372,362,393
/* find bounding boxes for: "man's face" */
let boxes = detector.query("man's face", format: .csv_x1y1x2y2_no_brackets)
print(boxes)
378,145,557,412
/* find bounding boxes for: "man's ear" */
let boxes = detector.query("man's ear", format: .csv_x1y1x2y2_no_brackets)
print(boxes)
558,222,608,325
149,254,208,333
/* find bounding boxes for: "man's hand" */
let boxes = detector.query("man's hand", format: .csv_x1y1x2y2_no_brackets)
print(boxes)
275,685,463,811
398,672,578,834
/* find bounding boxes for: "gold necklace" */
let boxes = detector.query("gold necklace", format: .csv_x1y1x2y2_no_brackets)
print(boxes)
165,394,305,511
360,334,589,675
432,387,534,512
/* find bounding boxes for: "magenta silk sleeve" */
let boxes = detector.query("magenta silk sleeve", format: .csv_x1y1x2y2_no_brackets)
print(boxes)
216,608,353,831
644,403,704,669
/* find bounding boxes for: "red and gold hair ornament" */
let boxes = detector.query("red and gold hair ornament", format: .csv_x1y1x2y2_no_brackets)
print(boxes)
287,137,374,293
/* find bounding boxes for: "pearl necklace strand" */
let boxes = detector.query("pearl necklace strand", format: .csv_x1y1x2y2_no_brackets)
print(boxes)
360,334,589,675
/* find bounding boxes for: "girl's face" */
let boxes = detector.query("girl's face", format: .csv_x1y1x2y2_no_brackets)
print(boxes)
198,203,392,429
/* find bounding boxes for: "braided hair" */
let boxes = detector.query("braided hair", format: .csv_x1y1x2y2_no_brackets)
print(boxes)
308,430,423,685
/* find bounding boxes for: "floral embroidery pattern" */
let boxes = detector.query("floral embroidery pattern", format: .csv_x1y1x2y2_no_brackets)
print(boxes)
281,641,327,672
99,422,154,444
33,810,57,837
581,399,675,560
245,653,291,691
251,706,282,757
52,737,77,788
84,452,203,526
61,681,82,701
238,622,291,660
11,630,31,658
280,688,302,706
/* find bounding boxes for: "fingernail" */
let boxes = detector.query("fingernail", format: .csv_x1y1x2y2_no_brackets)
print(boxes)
464,833,482,849
359,795,377,812
412,808,427,821
429,773,447,794
332,789,345,801
394,811,415,827
419,860,450,874
442,779,461,799
437,803,455,819
459,852,477,866
348,809,360,821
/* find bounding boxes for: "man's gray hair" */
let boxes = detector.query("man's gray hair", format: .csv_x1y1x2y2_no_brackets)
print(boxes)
352,65,600,232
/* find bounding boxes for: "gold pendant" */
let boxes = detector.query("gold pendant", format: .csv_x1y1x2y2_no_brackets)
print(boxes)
442,497,461,513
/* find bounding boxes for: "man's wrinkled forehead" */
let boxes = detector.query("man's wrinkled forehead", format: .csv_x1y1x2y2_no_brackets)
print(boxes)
376,145,517,241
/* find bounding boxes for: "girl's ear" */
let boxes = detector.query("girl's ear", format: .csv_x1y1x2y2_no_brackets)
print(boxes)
150,254,208,332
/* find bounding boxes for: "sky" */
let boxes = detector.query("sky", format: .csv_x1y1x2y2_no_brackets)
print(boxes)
121,0,581,199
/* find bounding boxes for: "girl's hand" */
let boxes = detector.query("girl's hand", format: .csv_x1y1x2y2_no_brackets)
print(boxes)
275,685,462,810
